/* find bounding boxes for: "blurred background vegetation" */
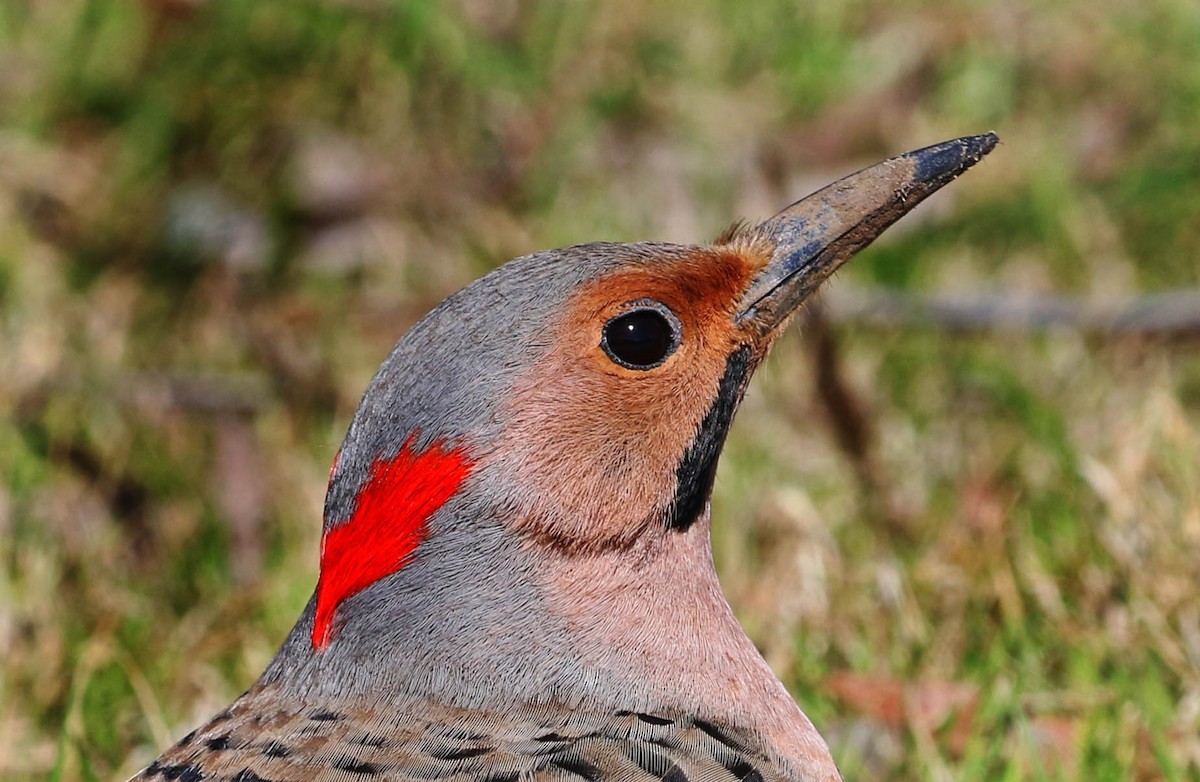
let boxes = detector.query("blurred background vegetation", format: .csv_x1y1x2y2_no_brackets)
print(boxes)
1,1,1199,780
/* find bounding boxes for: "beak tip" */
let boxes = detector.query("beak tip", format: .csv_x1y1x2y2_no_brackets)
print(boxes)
736,132,1000,327
910,132,999,186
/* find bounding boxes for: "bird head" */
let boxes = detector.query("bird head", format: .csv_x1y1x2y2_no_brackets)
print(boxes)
265,136,996,770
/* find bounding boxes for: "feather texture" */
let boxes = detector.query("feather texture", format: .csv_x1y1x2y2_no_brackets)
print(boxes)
139,687,789,782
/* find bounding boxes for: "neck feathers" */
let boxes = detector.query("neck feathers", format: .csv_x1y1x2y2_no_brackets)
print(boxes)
270,502,837,780
537,519,839,778
276,437,836,779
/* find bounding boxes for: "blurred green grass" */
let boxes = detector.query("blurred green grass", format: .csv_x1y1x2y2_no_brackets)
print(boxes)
1,1,1198,780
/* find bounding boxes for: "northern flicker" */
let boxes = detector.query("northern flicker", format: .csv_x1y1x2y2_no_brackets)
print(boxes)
134,134,997,782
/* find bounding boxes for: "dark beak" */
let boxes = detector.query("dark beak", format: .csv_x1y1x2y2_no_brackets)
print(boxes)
736,133,999,329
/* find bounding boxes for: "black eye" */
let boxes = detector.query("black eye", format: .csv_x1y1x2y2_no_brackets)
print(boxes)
601,302,680,370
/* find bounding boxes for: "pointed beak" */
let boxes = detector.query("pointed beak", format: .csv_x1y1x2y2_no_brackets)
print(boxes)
736,133,999,330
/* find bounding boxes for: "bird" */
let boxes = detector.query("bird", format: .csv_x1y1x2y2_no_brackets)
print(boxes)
132,133,997,782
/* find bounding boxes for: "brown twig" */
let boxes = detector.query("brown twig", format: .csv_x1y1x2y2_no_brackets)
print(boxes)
803,304,917,543
823,286,1200,337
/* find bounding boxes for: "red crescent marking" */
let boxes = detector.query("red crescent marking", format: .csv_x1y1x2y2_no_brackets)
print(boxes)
312,436,472,650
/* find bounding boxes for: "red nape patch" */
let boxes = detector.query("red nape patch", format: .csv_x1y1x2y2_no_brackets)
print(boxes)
312,436,473,650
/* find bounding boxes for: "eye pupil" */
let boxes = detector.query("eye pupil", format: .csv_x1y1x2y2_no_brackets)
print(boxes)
602,307,678,369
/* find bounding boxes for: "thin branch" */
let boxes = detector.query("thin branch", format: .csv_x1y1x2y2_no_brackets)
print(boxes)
822,287,1200,337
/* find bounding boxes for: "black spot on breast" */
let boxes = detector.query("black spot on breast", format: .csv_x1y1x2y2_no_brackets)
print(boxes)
206,734,231,751
336,757,380,775
663,768,689,782
145,761,163,777
352,734,388,748
311,710,343,721
635,713,674,726
727,759,763,782
178,730,197,746
261,741,291,758
535,732,570,742
693,719,748,753
552,756,602,782
160,764,202,782
231,769,270,782
667,346,753,530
